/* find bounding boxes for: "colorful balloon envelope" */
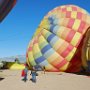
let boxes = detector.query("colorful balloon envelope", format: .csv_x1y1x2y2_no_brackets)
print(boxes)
0,0,17,22
26,5,90,72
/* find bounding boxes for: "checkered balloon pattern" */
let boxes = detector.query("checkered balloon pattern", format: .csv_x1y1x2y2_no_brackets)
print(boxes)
26,5,90,72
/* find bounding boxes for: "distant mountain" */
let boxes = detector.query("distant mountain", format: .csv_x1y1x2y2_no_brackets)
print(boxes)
0,55,26,63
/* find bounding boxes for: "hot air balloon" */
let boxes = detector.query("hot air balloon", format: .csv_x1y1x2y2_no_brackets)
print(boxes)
26,5,90,72
0,0,17,22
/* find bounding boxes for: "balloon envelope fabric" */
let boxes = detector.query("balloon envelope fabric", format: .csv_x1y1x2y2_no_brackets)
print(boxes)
0,0,17,22
26,5,90,72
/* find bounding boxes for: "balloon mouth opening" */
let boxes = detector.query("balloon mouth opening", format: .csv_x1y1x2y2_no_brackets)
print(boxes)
81,26,90,70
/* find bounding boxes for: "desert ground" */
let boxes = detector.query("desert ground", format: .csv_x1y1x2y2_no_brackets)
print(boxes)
0,70,90,90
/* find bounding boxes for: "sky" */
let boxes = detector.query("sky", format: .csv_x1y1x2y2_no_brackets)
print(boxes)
0,0,90,58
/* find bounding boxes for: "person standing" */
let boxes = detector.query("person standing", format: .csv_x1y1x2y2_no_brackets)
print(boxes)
30,66,37,83
24,66,28,82
43,66,46,74
21,65,28,82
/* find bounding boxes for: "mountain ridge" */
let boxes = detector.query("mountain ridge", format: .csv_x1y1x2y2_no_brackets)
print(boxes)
0,55,26,63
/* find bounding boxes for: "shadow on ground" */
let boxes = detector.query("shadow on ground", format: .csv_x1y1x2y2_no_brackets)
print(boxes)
0,78,4,81
73,71,90,76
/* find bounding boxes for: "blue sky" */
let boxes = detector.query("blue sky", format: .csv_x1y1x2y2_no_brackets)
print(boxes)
0,0,90,57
